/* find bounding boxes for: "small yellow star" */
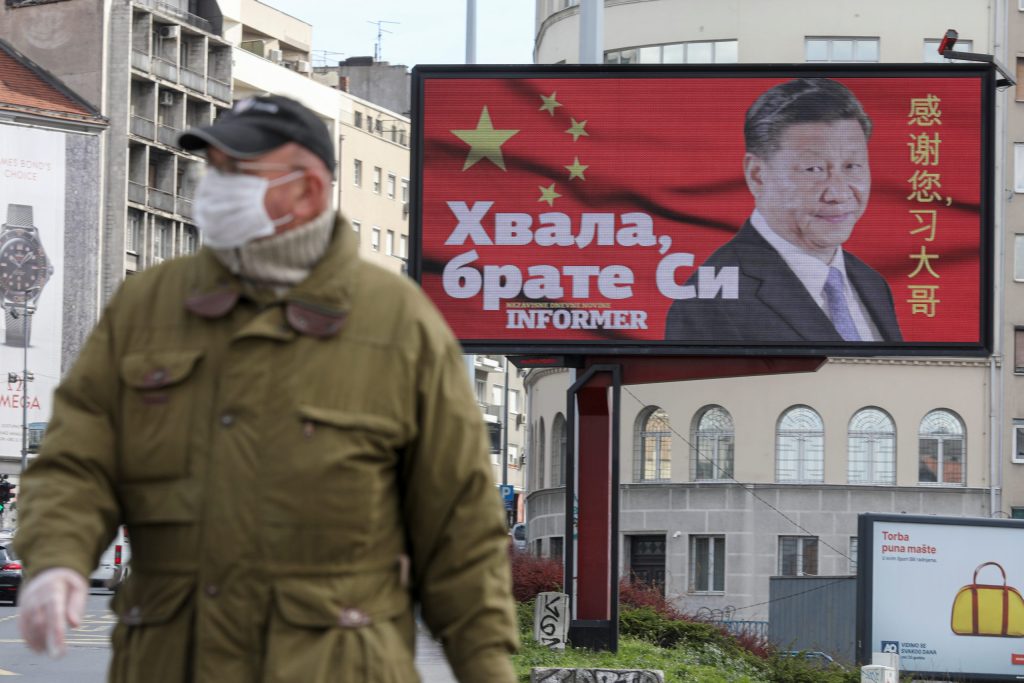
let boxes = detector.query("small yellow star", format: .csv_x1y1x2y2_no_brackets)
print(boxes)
539,92,562,116
565,118,589,142
538,183,561,206
565,157,588,181
450,106,520,171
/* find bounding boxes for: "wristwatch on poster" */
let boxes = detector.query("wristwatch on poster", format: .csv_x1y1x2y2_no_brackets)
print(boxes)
0,204,53,347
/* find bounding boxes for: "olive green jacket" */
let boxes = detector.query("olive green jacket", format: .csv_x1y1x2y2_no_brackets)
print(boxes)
15,218,518,682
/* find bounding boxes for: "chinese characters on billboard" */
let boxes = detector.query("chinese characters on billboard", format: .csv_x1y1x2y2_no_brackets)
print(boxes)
412,66,992,355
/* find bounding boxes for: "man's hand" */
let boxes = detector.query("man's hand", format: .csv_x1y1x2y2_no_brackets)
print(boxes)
18,567,88,658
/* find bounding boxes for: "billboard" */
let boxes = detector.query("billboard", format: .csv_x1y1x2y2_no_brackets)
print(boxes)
411,65,994,355
0,126,65,459
858,514,1024,680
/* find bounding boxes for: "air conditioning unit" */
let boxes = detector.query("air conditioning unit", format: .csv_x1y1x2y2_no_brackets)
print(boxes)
401,202,409,218
159,91,175,106
159,25,180,39
151,256,164,265
296,60,311,74
267,49,283,63
516,413,526,427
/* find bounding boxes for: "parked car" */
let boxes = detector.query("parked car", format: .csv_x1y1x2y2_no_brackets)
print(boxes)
0,542,21,604
779,650,836,668
90,526,130,590
510,523,527,552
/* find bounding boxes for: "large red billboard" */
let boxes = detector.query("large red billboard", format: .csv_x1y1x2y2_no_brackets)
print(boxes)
411,66,993,355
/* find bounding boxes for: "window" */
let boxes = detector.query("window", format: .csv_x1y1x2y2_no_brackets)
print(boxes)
126,210,142,253
606,40,737,65
401,178,409,203
491,384,503,406
386,230,395,256
399,234,408,259
353,111,362,128
509,389,520,414
509,444,519,466
776,406,824,483
923,38,973,63
372,167,382,194
1017,329,1024,371
691,405,734,480
550,536,563,562
1013,508,1024,520
353,159,362,187
1013,420,1024,464
1015,237,1024,280
535,418,546,489
371,227,381,252
634,407,671,482
474,378,486,404
805,37,879,63
180,226,197,255
918,409,965,485
848,408,896,484
551,413,567,487
1016,145,1024,193
849,537,859,574
351,220,361,233
366,115,374,132
387,173,396,200
779,536,818,576
689,535,725,593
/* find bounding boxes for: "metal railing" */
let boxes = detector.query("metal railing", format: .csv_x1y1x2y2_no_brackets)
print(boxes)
206,77,230,102
127,182,147,205
133,0,213,33
180,67,205,93
157,124,180,147
175,195,193,219
148,188,174,213
130,50,151,72
129,116,155,139
151,57,178,82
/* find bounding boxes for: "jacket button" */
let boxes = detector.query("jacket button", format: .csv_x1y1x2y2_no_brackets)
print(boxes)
219,414,235,427
205,584,219,597
338,607,371,628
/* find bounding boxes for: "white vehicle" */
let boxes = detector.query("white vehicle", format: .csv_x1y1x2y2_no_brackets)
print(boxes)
90,526,130,589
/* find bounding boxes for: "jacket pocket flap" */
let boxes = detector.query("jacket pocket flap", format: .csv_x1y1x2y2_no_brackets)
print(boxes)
115,575,194,626
120,350,203,390
296,405,402,437
273,574,409,628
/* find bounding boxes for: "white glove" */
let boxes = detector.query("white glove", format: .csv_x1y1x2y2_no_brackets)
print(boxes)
18,567,88,658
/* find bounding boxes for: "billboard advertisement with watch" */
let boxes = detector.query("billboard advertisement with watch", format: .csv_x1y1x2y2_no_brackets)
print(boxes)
0,126,64,462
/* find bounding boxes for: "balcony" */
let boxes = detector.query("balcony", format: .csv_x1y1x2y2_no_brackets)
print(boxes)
131,50,151,72
148,187,174,213
134,0,213,34
206,77,230,102
175,195,193,219
127,181,146,204
157,124,180,147
151,57,178,82
180,67,205,93
129,116,155,139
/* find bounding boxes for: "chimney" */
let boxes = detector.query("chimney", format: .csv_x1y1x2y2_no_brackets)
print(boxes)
339,76,350,92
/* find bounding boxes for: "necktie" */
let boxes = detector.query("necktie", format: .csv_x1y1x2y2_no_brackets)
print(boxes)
823,267,861,341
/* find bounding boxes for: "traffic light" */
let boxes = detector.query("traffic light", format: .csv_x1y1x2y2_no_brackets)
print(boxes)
0,481,14,505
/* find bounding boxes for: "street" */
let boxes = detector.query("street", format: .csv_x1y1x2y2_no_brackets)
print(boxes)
0,591,457,682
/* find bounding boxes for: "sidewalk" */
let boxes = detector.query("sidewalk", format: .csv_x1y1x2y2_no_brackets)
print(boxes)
414,622,457,683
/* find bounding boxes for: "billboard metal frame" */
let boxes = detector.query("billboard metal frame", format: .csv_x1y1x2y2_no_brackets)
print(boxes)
410,63,995,358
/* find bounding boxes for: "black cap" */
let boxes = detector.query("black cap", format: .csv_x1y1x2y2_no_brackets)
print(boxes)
179,95,335,176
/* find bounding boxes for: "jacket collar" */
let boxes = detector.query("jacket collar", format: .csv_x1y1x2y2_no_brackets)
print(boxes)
185,214,360,338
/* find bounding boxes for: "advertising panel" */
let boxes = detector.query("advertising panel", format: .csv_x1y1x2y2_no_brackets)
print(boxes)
858,514,1024,680
412,65,993,355
0,126,65,459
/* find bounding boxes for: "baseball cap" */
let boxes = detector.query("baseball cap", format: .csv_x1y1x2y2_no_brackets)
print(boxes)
178,95,335,176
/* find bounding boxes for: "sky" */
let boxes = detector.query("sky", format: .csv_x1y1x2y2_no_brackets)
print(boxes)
258,1,536,68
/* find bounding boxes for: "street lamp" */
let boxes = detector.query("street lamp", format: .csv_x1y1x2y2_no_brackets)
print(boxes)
9,303,33,474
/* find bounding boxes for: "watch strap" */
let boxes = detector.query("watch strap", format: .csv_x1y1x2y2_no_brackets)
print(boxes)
5,306,28,347
5,205,34,229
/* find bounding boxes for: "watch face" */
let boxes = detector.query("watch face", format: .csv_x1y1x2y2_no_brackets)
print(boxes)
0,234,49,298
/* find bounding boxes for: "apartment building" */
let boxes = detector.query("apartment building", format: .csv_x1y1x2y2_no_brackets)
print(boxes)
524,0,1010,622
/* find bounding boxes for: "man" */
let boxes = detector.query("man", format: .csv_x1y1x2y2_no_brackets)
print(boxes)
664,78,902,343
14,95,518,682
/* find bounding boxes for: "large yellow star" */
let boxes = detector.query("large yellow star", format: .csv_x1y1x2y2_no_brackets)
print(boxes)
539,92,562,116
538,183,561,206
565,157,588,181
450,107,519,171
565,118,589,142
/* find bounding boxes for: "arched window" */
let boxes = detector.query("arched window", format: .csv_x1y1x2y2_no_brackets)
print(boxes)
776,406,824,483
535,418,546,490
919,409,965,485
691,406,734,481
551,413,567,487
848,408,896,485
634,407,671,482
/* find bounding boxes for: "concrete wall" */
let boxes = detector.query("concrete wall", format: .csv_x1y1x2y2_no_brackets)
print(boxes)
240,0,311,53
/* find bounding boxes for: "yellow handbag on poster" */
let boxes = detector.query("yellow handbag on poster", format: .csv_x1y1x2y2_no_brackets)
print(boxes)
950,562,1024,637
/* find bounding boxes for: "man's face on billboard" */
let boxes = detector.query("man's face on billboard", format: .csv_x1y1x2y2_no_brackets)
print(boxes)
745,118,871,262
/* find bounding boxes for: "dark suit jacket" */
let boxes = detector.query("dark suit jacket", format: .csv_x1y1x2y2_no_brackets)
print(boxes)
664,221,902,343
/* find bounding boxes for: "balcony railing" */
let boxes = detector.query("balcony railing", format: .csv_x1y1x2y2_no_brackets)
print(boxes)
206,77,230,102
134,0,213,34
151,57,178,82
180,67,205,93
131,50,151,72
129,116,155,139
127,181,147,205
158,124,180,147
175,195,193,219
148,188,174,213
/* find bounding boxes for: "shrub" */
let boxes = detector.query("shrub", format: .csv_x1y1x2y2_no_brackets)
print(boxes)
618,578,684,620
510,551,563,602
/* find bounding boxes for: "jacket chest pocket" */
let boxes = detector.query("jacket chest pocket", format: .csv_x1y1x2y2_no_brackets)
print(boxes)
119,350,204,481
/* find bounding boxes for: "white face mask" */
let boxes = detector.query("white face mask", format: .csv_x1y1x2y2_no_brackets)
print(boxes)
193,167,304,249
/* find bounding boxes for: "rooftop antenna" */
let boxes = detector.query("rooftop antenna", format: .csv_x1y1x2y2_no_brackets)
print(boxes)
368,20,399,62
